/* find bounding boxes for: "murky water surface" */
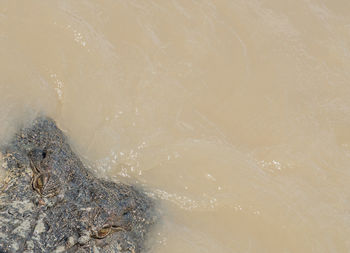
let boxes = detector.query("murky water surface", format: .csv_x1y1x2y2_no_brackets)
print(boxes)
1,0,350,252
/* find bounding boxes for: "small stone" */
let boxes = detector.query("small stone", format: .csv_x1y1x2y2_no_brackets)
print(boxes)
38,199,45,206
53,245,66,253
26,240,34,250
78,232,90,245
66,236,76,248
92,245,100,253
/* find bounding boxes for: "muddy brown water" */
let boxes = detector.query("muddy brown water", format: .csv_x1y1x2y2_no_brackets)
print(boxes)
1,0,350,252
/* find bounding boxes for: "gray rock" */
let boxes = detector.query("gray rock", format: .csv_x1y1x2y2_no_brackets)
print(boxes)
0,116,156,252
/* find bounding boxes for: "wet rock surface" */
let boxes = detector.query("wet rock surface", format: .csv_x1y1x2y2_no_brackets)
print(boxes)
0,116,156,253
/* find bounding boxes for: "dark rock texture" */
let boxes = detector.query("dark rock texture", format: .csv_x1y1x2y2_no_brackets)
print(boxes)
0,116,155,253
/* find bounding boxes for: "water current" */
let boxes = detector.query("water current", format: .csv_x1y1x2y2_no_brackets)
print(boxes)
1,1,350,252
